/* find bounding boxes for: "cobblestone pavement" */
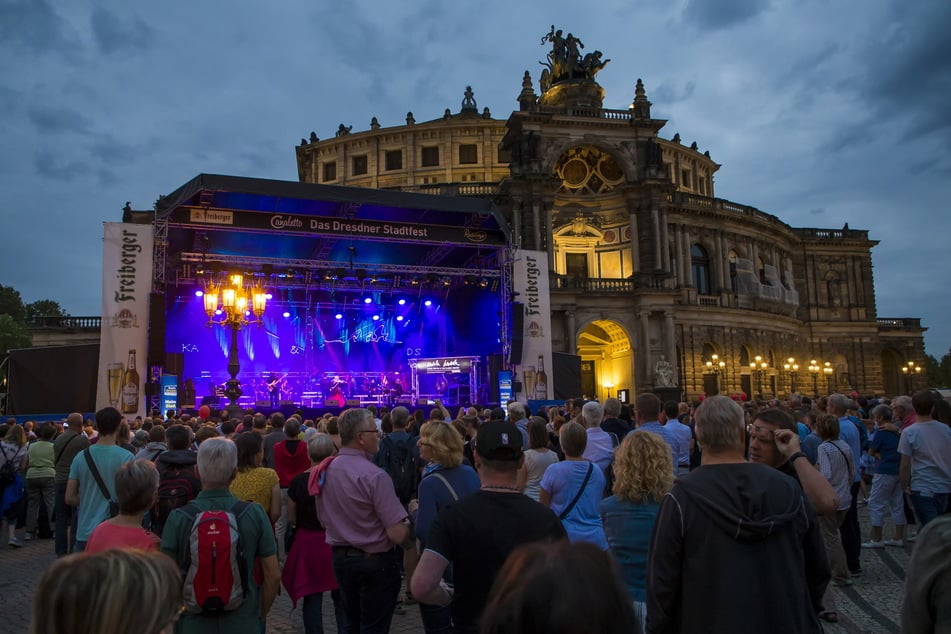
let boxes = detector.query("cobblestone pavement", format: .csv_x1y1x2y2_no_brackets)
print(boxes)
6,505,907,633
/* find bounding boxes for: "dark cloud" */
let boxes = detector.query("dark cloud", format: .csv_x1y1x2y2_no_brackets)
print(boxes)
90,8,153,56
809,208,825,215
27,104,94,135
0,0,80,57
89,135,140,166
681,0,771,31
652,80,696,105
33,151,90,180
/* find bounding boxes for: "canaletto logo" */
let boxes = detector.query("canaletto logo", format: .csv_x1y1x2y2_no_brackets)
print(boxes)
526,320,544,338
111,308,139,328
270,215,303,229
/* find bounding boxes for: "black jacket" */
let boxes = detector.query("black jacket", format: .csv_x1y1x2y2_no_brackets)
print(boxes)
646,462,829,634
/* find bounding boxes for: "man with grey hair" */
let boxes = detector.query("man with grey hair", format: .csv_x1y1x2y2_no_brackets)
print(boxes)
581,400,615,477
315,408,411,632
507,401,530,447
161,437,280,633
600,397,631,440
647,396,828,633
892,395,915,430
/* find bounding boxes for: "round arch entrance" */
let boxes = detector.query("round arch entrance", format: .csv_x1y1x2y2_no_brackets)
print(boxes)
576,319,633,402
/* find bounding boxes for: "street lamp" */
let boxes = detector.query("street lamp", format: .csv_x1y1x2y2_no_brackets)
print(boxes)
783,357,800,395
808,359,821,398
203,272,268,413
901,361,922,394
823,361,834,394
705,354,726,394
749,355,768,399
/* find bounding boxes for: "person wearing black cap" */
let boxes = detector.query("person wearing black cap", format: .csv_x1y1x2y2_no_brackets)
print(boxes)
411,420,566,634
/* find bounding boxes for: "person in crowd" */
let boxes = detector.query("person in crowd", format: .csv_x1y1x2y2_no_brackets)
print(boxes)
1,424,29,547
262,412,286,468
747,408,839,516
313,408,411,633
273,418,311,564
283,434,345,634
194,425,219,446
507,402,530,447
24,422,56,541
540,421,608,549
251,413,268,437
863,404,906,546
799,410,821,465
600,430,674,631
828,394,865,576
518,417,559,502
899,390,951,527
411,419,481,633
66,407,135,551
162,437,280,633
600,397,631,440
151,424,201,538
52,413,89,555
480,541,639,634
815,413,855,622
646,396,828,633
901,514,951,633
411,419,566,634
138,425,167,461
85,459,160,552
31,548,183,634
632,393,679,465
579,401,615,478
932,398,951,427
116,420,136,454
230,432,281,525
660,401,693,477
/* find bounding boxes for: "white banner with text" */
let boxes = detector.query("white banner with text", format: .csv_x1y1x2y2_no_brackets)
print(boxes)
511,249,552,401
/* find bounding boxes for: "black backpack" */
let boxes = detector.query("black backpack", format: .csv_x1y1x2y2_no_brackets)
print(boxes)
377,436,420,505
152,464,201,537
0,445,17,486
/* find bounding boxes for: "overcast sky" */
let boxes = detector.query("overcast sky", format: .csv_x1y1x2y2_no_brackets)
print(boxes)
1,0,948,359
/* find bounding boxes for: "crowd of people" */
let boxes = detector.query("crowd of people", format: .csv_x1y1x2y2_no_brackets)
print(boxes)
0,388,949,633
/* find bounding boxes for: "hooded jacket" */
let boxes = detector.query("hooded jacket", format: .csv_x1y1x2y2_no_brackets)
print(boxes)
646,462,829,634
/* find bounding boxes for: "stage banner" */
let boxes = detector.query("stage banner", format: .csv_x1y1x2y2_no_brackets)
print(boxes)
511,249,552,402
96,222,153,419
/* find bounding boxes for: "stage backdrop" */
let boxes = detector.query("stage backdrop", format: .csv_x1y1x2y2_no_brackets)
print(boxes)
512,249,552,401
96,222,153,418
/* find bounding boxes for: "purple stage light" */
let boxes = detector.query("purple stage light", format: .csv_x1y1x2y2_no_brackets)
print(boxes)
372,314,380,321
364,297,373,304
195,290,204,297
424,299,432,307
265,293,273,300
335,313,343,320
282,311,291,318
397,298,407,306
396,315,404,321
215,309,223,315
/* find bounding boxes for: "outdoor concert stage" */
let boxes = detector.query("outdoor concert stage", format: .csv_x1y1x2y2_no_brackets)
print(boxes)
153,174,512,412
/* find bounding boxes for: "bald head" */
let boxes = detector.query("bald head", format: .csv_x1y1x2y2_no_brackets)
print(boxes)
67,413,84,429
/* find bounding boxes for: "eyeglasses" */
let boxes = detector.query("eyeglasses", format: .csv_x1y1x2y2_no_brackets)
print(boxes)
357,428,381,438
747,424,775,441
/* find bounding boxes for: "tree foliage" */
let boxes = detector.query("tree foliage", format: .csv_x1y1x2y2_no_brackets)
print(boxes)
0,284,26,322
0,314,31,353
25,299,68,321
929,350,951,388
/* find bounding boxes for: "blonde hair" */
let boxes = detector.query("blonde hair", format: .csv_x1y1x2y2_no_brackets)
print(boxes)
421,421,464,468
612,431,674,503
31,549,182,634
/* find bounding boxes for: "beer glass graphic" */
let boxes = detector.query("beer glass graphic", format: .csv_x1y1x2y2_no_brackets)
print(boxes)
107,362,123,408
522,366,537,397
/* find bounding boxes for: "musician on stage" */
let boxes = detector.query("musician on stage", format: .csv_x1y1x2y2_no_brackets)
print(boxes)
266,372,284,408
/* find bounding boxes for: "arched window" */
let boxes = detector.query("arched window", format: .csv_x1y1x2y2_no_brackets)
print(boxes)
757,257,767,285
691,244,711,294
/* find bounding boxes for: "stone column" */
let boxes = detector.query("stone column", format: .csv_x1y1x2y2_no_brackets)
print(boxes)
652,207,662,269
682,225,692,287
663,311,677,380
660,208,670,272
566,311,577,355
638,310,651,383
532,201,542,252
511,196,523,250
628,200,640,274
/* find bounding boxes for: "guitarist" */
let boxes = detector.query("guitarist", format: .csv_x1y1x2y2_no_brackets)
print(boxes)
266,373,284,408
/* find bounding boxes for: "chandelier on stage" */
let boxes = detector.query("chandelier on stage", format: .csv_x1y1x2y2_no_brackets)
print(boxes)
201,273,268,411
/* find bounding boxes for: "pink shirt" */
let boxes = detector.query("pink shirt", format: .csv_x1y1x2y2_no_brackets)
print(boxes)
85,521,161,553
315,447,407,553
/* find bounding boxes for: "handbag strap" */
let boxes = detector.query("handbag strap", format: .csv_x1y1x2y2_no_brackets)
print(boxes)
826,441,854,479
558,462,594,521
54,433,80,467
429,472,459,501
83,448,114,503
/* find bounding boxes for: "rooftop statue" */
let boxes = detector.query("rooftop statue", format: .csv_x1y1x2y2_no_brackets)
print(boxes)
539,25,610,86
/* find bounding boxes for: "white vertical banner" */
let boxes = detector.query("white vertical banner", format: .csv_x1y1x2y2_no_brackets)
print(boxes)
96,222,153,419
512,249,552,402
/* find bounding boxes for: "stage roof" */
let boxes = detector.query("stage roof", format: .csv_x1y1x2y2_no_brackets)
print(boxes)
157,174,510,291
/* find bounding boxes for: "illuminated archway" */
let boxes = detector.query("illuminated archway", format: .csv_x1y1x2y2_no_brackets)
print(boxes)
576,319,633,402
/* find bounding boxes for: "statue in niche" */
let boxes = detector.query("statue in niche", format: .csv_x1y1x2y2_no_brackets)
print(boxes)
825,270,842,307
654,355,675,387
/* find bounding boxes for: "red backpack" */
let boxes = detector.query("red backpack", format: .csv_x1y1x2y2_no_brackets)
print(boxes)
179,501,254,614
